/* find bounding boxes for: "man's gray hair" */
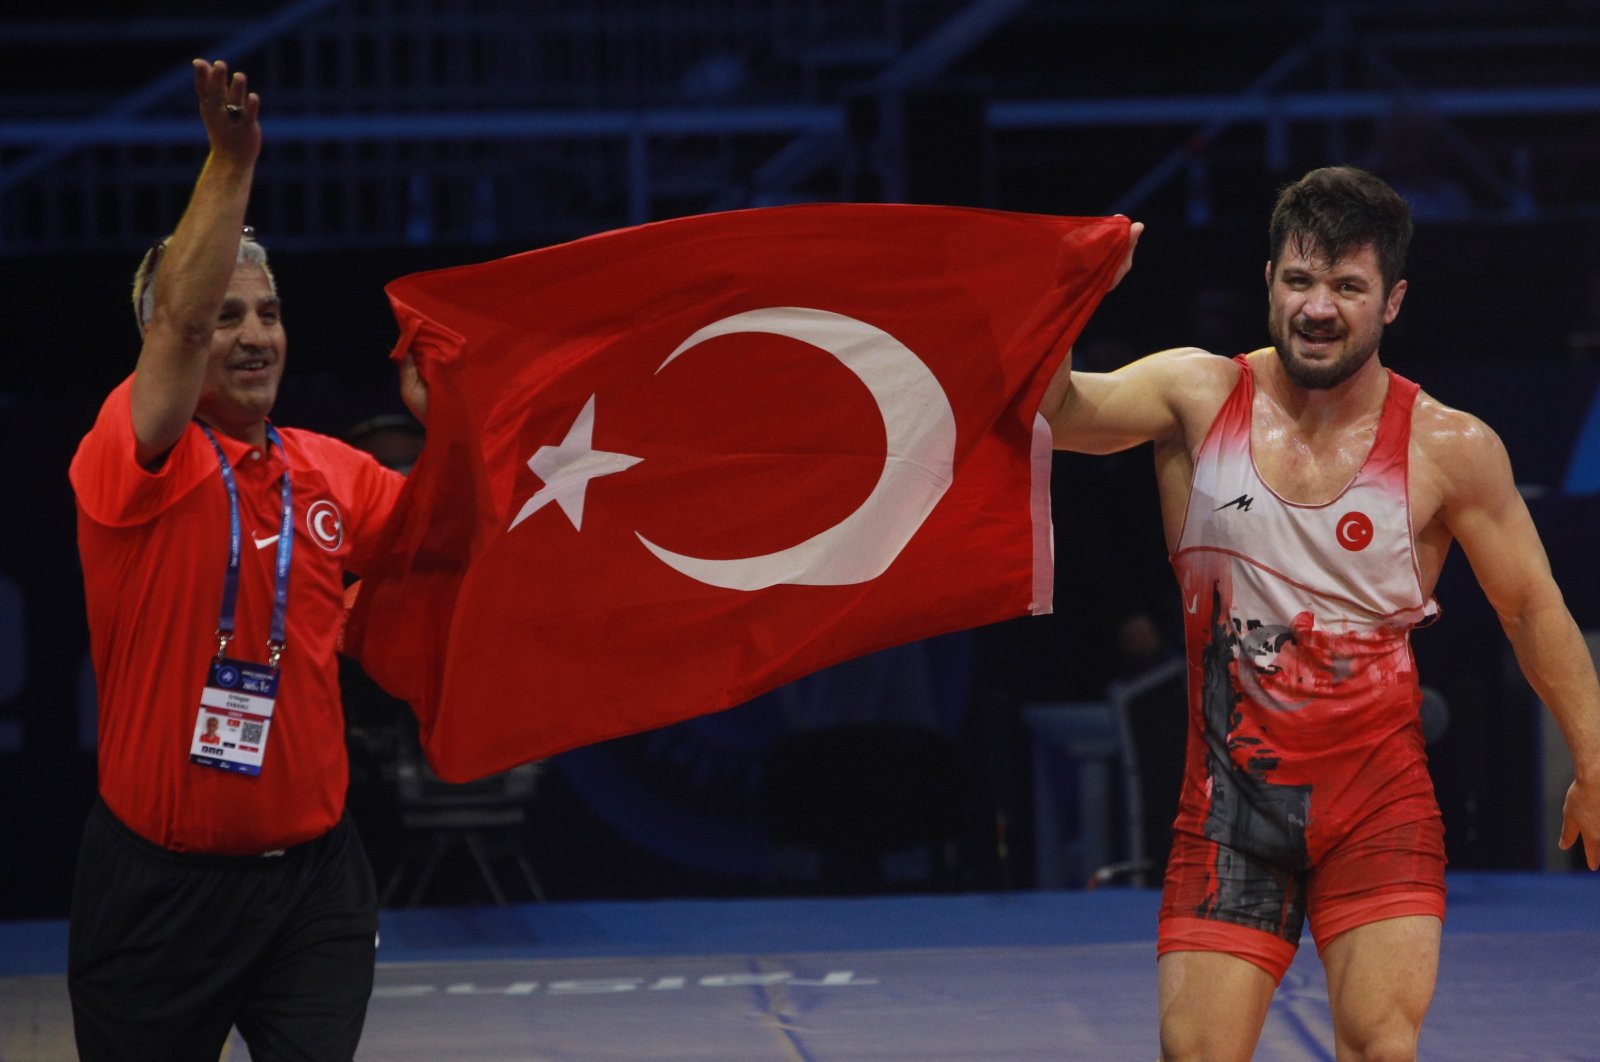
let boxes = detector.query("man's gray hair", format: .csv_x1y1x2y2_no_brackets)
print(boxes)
132,227,276,334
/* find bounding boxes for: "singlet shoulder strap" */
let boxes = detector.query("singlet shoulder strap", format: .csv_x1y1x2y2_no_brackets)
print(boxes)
1366,368,1421,467
1193,353,1255,454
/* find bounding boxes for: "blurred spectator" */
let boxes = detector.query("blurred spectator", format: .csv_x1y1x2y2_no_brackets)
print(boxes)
339,412,425,891
346,412,425,474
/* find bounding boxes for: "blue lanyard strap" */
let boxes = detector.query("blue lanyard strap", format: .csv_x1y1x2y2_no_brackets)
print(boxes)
200,423,293,668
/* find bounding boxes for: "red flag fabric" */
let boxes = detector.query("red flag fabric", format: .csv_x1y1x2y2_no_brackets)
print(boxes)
346,204,1130,781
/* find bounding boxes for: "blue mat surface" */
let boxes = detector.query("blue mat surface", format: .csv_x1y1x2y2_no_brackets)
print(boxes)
3,872,1597,1060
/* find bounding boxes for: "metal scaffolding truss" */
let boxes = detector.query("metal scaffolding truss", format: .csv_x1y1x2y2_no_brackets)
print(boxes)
1,0,1597,256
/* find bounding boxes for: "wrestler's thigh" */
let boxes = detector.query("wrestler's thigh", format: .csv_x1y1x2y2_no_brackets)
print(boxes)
1305,815,1446,942
1319,915,1440,1062
1157,950,1276,1062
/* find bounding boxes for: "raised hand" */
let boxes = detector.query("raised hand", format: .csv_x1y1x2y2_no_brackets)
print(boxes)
1113,220,1144,290
192,58,261,165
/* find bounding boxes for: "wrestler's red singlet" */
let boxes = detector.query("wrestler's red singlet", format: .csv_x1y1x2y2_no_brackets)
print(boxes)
1159,356,1446,978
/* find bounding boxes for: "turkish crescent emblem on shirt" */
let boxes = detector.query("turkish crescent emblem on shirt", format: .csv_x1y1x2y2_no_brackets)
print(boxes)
306,500,345,552
510,307,959,592
1336,511,1374,552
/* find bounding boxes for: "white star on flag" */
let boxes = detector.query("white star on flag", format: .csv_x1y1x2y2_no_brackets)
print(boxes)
509,395,642,531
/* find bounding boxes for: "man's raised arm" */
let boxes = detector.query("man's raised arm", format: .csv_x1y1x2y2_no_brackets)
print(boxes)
129,59,262,466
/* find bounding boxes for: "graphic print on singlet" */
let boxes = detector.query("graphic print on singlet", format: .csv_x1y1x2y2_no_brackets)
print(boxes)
1171,357,1439,933
1195,579,1311,924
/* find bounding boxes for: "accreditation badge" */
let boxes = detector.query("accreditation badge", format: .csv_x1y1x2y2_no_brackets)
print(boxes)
190,658,278,776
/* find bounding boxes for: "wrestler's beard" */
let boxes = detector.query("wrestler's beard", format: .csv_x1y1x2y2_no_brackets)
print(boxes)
1267,313,1381,391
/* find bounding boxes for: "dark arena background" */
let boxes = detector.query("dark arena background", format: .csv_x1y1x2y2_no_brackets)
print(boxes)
3,3,1600,1058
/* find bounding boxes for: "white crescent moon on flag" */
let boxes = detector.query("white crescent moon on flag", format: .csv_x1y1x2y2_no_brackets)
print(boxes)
636,307,957,591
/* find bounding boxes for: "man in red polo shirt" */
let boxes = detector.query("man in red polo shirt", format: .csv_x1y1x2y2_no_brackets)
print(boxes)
68,59,427,1061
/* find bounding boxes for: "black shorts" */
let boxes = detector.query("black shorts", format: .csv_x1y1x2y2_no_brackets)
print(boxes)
68,799,378,1062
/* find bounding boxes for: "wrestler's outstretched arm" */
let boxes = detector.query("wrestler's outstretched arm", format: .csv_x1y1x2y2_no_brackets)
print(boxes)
1424,402,1600,870
1039,221,1240,457
1038,223,1239,458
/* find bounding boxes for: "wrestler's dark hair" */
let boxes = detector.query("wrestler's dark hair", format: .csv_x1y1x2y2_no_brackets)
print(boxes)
1268,166,1412,293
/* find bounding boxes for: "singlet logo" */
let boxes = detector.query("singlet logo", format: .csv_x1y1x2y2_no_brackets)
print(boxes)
1214,494,1255,513
306,499,345,552
1336,511,1374,552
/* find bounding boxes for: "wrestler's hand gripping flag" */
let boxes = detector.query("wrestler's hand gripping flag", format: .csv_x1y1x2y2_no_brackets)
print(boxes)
345,204,1131,781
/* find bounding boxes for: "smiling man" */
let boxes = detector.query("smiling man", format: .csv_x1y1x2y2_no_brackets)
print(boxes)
1042,165,1600,1061
67,59,425,1061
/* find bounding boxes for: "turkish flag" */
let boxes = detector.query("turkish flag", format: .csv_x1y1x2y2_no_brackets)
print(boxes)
347,204,1130,781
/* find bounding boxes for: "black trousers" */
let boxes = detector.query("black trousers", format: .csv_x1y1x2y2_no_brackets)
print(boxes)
68,799,378,1062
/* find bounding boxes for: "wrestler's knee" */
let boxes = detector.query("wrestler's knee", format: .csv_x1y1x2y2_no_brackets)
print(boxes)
1335,1026,1420,1062
1157,1040,1256,1062
1331,998,1425,1062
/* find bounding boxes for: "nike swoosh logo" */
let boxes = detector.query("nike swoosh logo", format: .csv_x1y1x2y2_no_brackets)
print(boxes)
1185,594,1199,614
252,533,280,550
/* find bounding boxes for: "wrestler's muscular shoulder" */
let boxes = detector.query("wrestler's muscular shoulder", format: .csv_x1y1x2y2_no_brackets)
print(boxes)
1408,390,1510,590
1050,344,1238,547
1149,348,1244,542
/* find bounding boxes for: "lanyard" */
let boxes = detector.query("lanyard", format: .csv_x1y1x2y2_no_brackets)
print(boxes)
200,423,292,668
